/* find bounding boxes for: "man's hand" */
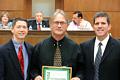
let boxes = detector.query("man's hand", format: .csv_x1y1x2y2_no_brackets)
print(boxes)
34,75,42,80
71,77,80,80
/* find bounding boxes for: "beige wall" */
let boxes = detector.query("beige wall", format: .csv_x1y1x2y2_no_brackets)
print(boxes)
62,0,120,38
32,0,55,17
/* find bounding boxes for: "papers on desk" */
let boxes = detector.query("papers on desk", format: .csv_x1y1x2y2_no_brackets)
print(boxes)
67,27,93,31
41,28,51,31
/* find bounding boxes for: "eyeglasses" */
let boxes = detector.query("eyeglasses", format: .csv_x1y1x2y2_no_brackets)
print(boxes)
53,21,67,25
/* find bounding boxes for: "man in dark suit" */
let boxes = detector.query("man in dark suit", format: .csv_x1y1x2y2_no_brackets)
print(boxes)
30,9,83,80
28,11,49,30
80,12,120,80
0,18,33,80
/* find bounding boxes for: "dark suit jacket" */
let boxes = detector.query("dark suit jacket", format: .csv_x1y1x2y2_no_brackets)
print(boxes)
30,36,83,79
80,36,120,80
28,20,49,30
0,40,33,80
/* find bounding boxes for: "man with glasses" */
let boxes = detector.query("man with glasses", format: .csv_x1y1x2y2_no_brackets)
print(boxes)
30,9,83,80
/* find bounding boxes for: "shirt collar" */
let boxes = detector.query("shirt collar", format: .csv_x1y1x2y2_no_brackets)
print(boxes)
36,21,42,25
12,39,24,48
50,36,65,47
95,34,110,46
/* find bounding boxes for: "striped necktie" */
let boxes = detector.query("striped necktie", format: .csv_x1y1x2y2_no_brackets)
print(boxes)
94,42,102,80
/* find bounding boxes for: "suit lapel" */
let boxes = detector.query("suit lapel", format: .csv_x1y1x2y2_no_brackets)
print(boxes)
8,40,24,78
101,37,114,63
89,38,95,65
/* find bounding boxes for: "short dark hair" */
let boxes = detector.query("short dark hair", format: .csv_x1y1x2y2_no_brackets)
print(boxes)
93,12,110,25
12,18,28,28
73,11,83,18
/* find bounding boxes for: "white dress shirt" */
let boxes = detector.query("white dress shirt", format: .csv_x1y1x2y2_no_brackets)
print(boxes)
67,19,93,31
94,34,110,62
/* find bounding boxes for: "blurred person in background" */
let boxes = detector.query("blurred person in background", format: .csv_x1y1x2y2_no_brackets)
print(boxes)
28,11,49,31
67,11,93,31
0,11,12,29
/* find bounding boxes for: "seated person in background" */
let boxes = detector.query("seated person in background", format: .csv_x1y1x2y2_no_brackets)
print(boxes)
0,11,12,29
28,11,49,31
67,11,93,31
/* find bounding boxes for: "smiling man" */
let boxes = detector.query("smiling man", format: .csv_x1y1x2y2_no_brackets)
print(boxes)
0,18,33,80
80,12,120,80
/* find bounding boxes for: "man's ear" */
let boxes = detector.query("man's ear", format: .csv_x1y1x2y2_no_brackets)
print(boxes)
108,24,112,30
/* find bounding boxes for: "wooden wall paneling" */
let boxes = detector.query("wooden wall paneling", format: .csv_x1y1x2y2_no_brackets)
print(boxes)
100,0,120,11
0,0,24,10
24,0,32,18
107,12,120,38
0,30,95,45
9,11,24,18
82,12,97,25
64,0,80,11
77,0,100,11
0,0,32,19
64,0,100,11
0,11,24,19
55,0,64,10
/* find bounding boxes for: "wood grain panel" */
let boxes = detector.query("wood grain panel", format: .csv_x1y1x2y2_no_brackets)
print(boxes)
64,0,80,11
64,0,100,11
0,0,32,19
0,0,24,10
107,12,120,38
0,30,95,45
100,0,120,11
78,0,100,11
55,0,64,10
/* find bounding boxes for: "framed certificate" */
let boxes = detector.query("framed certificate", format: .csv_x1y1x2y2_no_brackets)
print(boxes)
42,66,72,80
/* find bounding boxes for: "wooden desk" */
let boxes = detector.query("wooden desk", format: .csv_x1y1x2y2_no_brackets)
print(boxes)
0,30,95,45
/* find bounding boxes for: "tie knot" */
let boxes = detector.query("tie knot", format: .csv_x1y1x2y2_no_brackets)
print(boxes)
38,23,41,25
56,42,59,46
99,42,102,46
19,45,23,49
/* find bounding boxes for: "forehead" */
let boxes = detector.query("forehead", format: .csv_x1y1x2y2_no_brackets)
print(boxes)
95,17,107,22
73,14,78,18
35,12,43,16
2,14,8,17
53,13,66,21
15,21,27,26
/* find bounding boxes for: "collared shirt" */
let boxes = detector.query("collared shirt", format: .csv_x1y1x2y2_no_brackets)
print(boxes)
37,22,43,29
67,19,93,31
94,34,110,62
12,39,28,80
0,22,12,29
31,36,80,77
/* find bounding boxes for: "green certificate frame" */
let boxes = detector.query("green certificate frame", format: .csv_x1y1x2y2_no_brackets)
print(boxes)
42,66,72,80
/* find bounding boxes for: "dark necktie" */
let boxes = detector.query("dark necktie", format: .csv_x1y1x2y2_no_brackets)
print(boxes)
37,23,41,31
53,42,62,66
18,45,24,76
94,42,102,80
